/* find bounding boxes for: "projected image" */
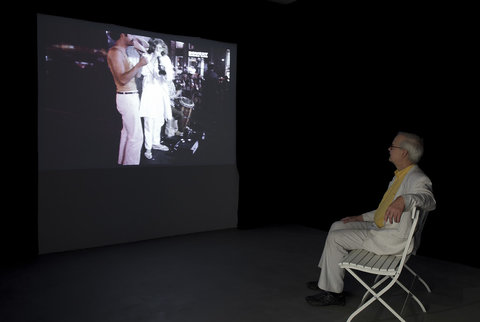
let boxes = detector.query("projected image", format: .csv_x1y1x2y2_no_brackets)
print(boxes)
37,14,236,170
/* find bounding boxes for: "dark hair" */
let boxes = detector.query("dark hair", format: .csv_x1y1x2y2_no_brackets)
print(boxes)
147,38,159,54
108,31,124,41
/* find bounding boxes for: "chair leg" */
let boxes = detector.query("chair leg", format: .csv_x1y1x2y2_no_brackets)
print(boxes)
360,275,389,307
346,269,406,322
404,264,432,293
395,278,427,313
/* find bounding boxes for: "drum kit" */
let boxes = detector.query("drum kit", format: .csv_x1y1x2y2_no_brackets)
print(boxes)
169,96,204,155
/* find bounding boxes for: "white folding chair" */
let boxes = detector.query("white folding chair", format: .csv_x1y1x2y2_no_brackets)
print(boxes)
403,209,432,294
339,205,428,322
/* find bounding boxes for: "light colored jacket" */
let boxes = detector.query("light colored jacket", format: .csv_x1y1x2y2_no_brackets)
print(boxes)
139,54,174,120
361,165,436,255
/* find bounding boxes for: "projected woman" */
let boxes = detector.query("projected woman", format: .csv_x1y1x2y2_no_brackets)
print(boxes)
139,38,174,160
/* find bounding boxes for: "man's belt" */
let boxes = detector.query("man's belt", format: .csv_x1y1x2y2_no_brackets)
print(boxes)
117,91,138,94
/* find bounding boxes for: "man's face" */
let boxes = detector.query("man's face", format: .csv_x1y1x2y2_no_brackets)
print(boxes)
124,33,135,46
388,135,406,164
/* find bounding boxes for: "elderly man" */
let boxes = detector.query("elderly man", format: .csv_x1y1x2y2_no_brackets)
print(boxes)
306,132,436,306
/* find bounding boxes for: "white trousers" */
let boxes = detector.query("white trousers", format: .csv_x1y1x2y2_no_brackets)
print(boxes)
116,93,143,165
143,117,163,150
317,221,377,293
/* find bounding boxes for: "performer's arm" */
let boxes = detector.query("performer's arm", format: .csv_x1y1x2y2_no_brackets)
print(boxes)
108,50,148,86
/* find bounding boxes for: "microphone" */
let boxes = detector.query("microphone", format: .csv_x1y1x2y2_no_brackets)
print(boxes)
157,56,166,75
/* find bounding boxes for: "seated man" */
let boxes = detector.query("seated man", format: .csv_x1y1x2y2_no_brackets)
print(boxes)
306,131,436,306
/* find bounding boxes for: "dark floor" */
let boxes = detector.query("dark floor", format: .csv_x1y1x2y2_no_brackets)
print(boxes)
1,225,479,322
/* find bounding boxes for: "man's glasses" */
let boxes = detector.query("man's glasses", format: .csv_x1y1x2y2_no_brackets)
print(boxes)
389,145,403,149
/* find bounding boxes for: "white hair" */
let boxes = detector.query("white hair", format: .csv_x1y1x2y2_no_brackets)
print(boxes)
398,131,424,164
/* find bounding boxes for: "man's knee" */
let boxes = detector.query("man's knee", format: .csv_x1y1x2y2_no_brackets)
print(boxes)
326,229,343,246
329,220,346,232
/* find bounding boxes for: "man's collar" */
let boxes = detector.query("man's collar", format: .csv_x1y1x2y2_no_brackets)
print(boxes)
394,164,415,176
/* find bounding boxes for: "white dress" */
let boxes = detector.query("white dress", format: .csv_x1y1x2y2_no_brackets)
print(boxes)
139,54,174,123
139,54,174,151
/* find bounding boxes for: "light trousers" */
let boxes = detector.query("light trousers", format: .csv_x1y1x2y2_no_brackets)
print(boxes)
317,220,378,293
116,93,143,165
143,117,164,151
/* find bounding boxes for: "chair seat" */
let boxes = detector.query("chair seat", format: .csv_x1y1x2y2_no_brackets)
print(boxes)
339,206,428,322
339,249,402,276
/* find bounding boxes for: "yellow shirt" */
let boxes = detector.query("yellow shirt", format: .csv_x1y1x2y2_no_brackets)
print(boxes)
374,164,415,228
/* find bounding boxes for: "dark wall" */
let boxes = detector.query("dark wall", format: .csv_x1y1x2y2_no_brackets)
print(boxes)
234,3,477,268
5,2,477,267
38,166,239,254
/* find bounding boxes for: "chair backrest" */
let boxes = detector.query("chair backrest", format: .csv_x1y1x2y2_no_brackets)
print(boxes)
411,208,429,255
396,206,421,273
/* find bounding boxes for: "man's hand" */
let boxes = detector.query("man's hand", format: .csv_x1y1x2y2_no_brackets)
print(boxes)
138,55,149,67
341,215,363,224
384,196,405,224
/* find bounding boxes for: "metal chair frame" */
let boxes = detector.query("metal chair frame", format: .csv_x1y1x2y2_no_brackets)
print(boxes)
339,205,430,322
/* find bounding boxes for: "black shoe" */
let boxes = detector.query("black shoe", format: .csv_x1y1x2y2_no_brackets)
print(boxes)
306,281,320,290
306,291,346,306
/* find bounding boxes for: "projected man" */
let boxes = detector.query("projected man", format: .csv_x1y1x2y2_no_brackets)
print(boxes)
107,31,148,165
139,38,173,159
305,132,436,306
